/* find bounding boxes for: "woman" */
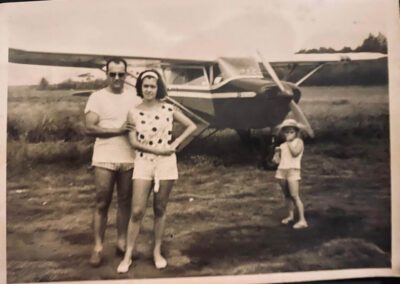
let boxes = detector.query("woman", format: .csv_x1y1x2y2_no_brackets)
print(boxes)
117,69,197,273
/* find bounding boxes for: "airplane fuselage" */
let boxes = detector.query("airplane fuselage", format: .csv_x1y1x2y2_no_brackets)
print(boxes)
168,78,299,130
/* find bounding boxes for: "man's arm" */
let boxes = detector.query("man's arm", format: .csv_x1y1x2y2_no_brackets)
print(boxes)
85,111,133,138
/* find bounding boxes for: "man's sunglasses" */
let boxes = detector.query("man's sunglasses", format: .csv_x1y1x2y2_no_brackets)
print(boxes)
108,72,126,78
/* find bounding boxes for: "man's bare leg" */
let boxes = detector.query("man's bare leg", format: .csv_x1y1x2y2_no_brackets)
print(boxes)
90,167,116,266
115,169,133,253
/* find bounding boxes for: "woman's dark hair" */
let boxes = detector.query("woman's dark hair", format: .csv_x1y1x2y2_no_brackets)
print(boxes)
135,69,168,99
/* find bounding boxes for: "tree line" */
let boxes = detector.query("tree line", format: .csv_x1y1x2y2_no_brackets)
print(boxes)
37,77,107,91
297,33,387,54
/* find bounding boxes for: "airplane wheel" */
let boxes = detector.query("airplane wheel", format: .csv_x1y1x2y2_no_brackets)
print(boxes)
260,135,278,171
236,129,252,148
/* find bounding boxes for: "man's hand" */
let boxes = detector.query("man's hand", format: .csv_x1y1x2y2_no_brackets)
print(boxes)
118,121,135,134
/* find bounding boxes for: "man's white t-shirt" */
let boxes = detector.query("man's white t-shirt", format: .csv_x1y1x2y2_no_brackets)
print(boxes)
84,87,142,163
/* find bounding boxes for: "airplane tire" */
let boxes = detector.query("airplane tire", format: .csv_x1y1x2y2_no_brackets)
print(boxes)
260,135,279,171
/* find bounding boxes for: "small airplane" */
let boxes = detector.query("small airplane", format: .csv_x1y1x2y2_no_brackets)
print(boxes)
8,48,387,168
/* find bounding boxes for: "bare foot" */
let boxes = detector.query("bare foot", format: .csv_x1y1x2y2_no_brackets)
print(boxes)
293,220,308,229
153,253,167,269
89,250,102,267
281,216,294,224
117,259,132,273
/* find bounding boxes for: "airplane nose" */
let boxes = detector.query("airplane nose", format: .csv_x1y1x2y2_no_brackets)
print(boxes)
277,88,293,97
276,83,301,103
292,87,301,103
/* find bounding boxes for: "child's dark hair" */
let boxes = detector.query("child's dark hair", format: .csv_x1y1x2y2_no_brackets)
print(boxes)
135,69,168,99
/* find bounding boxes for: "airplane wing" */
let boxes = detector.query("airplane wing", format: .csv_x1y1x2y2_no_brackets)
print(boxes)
265,52,387,86
8,48,215,69
9,48,386,74
269,52,387,67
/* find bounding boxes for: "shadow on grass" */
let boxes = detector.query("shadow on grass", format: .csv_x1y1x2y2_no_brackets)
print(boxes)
181,206,390,273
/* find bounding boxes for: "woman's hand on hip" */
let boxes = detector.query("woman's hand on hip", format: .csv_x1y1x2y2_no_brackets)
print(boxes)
155,145,176,156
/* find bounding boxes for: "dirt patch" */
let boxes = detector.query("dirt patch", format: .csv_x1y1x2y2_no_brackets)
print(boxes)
6,138,391,282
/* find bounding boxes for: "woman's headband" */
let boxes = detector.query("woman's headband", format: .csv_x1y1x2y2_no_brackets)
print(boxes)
141,71,159,80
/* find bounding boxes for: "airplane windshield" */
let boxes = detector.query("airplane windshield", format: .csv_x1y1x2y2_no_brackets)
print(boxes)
163,66,209,87
217,57,262,79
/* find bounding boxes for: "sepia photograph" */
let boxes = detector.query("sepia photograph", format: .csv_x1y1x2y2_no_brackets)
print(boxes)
2,0,399,283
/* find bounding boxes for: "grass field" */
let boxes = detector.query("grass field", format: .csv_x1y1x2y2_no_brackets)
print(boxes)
6,85,391,282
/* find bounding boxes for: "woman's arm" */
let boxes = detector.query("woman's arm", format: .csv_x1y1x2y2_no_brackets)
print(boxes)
85,111,134,138
170,110,197,150
287,138,304,157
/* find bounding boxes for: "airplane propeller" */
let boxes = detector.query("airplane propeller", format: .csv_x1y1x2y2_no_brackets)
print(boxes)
256,50,315,138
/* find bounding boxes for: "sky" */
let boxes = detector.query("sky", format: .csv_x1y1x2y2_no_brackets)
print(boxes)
4,0,389,85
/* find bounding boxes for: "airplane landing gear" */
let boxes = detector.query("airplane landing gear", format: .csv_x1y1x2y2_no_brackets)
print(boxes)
236,129,278,171
261,135,278,171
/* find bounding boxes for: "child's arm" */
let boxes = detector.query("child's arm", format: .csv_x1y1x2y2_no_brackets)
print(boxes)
272,147,281,165
287,138,304,157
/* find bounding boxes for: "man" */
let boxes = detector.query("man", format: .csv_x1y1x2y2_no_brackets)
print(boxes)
84,57,141,267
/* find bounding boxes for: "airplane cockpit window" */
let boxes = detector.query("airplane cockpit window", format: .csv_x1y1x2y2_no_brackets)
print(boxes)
163,66,209,87
213,76,223,84
212,64,224,85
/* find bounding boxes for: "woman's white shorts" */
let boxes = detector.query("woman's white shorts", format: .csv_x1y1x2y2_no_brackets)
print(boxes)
132,154,178,181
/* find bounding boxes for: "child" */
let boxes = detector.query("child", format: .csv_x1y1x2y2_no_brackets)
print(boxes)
273,118,308,229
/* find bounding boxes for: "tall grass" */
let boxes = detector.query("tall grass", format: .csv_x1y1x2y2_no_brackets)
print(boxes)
300,86,389,143
7,85,389,174
7,140,93,174
8,87,87,142
8,104,86,142
7,87,91,174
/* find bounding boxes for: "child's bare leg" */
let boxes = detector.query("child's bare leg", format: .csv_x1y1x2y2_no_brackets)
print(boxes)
288,179,308,229
279,180,294,224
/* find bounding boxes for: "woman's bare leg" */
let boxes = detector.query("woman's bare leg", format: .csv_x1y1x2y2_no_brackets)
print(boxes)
153,180,174,269
117,179,152,273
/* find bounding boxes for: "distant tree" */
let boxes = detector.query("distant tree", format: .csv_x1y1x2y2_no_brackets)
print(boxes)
37,77,49,90
355,33,387,53
339,46,353,53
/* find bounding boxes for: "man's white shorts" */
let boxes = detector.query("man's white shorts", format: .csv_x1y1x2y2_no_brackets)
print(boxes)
132,154,178,181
